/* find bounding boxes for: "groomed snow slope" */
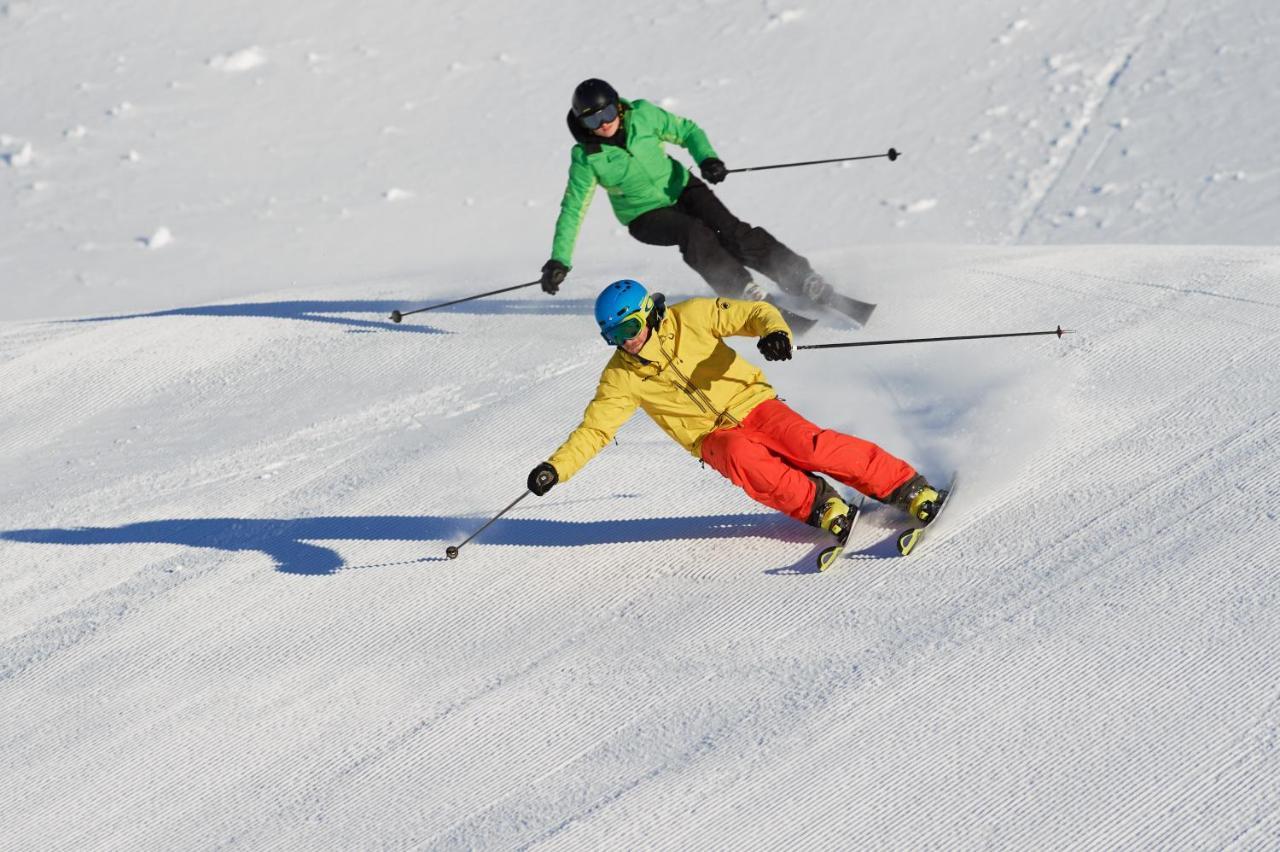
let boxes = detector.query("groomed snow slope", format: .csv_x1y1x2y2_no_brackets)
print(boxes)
3,244,1280,848
4,0,1280,847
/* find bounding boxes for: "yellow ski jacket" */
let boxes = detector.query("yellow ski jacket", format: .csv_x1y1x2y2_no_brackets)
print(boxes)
548,296,791,482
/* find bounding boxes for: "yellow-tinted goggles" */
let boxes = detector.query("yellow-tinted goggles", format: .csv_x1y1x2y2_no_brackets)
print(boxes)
601,308,646,345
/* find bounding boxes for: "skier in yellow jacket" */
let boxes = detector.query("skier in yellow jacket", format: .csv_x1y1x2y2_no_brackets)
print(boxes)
526,279,941,540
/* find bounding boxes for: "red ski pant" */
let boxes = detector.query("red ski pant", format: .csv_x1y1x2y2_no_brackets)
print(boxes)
699,398,915,522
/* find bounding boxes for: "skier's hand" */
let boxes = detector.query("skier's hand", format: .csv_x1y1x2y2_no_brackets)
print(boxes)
757,330,793,361
700,158,728,185
540,260,569,295
527,462,558,496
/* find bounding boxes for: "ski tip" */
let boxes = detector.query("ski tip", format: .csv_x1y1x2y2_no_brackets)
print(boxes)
817,546,843,572
896,529,920,557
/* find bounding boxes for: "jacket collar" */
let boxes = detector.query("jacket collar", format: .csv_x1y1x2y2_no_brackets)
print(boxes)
619,308,674,367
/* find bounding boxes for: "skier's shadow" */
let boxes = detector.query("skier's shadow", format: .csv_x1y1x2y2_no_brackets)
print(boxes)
2,512,814,576
62,298,595,335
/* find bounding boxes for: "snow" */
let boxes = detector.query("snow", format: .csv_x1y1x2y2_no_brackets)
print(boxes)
209,46,268,73
2,139,34,168
2,0,1279,848
139,225,173,249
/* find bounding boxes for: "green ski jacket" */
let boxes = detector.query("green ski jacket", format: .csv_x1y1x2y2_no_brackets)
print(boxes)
550,98,719,267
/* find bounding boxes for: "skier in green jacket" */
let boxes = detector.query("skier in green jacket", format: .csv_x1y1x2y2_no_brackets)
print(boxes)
539,79,872,332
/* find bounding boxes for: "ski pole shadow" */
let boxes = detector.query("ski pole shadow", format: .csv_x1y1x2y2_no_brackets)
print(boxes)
2,511,812,577
61,298,595,334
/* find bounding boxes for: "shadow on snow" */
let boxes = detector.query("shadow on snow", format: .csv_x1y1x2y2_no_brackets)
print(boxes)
2,512,818,577
62,298,595,335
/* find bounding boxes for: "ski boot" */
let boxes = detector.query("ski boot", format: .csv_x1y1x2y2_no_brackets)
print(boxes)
800,272,876,329
801,272,834,304
808,478,860,571
894,471,958,556
888,474,942,525
814,495,854,539
807,476,852,539
738,276,820,335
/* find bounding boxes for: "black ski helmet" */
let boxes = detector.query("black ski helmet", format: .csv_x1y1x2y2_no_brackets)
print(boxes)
571,78,619,119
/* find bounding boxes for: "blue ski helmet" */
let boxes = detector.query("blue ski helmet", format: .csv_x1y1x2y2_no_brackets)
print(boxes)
595,279,653,346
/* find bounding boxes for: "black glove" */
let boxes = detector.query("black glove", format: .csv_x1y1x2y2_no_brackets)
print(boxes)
757,330,793,361
700,157,728,184
527,462,558,496
540,259,569,295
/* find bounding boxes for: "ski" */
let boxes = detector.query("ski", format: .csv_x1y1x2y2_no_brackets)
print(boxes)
770,289,876,330
895,471,959,556
816,496,864,571
764,295,819,336
823,292,876,328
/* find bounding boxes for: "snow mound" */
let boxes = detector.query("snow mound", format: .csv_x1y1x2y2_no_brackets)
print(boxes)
209,47,267,72
138,227,173,249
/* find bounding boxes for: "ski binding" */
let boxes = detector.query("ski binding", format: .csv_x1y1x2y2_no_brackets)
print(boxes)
896,471,959,556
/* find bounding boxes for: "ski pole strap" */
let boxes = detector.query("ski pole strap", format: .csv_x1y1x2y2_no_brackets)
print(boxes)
727,148,900,174
392,279,541,321
797,326,1071,351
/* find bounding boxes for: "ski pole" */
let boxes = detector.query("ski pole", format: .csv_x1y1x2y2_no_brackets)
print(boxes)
390,279,541,323
797,325,1072,351
727,147,900,175
445,490,531,559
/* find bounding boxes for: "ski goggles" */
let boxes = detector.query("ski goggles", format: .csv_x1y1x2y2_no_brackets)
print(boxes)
579,102,619,130
600,309,646,346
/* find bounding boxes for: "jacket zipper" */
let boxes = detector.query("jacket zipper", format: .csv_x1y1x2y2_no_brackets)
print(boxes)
659,343,740,429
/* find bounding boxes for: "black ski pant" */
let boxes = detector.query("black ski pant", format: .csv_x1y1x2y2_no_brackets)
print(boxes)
626,177,815,299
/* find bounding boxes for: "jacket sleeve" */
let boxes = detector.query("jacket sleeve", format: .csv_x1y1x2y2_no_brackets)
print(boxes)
550,147,597,267
547,361,638,482
650,102,719,166
703,297,791,340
